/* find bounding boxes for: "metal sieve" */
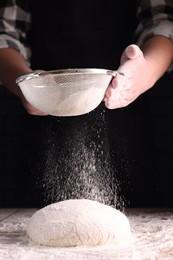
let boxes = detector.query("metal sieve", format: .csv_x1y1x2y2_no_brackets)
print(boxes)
16,68,117,117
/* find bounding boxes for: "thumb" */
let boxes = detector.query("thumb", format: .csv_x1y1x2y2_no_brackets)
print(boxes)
120,44,143,64
125,44,143,59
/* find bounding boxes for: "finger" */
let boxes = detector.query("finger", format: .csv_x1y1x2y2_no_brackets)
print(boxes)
111,72,127,89
125,44,143,60
104,73,128,102
105,95,130,109
120,44,143,64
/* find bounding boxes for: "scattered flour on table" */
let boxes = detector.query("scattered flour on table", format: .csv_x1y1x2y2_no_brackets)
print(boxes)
26,199,131,247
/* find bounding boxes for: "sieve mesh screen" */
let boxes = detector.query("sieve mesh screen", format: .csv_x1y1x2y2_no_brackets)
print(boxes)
16,69,117,116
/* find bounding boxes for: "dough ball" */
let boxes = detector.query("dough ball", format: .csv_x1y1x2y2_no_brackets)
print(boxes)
26,199,131,247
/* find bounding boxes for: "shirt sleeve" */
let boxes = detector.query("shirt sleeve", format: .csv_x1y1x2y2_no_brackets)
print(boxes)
135,0,173,45
0,0,31,62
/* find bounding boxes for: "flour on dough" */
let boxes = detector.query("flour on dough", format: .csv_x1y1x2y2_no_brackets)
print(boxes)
26,199,131,247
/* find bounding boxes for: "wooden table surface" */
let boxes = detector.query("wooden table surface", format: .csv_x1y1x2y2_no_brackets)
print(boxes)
0,207,173,260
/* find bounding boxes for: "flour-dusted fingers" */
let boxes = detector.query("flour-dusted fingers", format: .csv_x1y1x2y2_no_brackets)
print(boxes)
104,72,129,109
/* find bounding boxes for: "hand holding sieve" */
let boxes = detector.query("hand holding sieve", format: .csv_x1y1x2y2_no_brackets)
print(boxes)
16,68,118,117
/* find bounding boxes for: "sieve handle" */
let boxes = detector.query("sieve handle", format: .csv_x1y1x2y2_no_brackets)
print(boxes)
107,70,126,78
109,70,126,77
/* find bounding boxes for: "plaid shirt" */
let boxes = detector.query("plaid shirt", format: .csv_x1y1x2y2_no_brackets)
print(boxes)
0,0,173,64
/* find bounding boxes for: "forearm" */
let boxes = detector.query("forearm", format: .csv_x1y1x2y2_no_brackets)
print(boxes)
0,48,32,97
140,35,173,86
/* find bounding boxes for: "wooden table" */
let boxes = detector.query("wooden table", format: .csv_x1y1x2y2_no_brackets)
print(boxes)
0,208,173,260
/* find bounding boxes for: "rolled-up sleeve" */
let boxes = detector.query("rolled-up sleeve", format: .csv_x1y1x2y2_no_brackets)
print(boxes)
135,0,173,45
0,0,31,62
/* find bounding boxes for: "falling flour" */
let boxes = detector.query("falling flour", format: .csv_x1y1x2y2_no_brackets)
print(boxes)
26,199,131,247
35,104,125,208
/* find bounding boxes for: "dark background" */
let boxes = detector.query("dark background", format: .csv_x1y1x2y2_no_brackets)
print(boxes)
0,71,173,208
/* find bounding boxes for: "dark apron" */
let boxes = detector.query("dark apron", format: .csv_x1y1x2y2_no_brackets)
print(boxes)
28,1,156,208
29,0,137,70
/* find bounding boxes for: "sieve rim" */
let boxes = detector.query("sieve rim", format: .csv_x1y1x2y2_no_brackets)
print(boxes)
16,68,117,86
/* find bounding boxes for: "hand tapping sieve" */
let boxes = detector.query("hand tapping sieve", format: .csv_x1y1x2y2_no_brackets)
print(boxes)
16,68,117,117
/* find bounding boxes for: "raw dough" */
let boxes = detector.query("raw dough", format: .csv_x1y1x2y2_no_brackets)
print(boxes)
26,199,131,247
